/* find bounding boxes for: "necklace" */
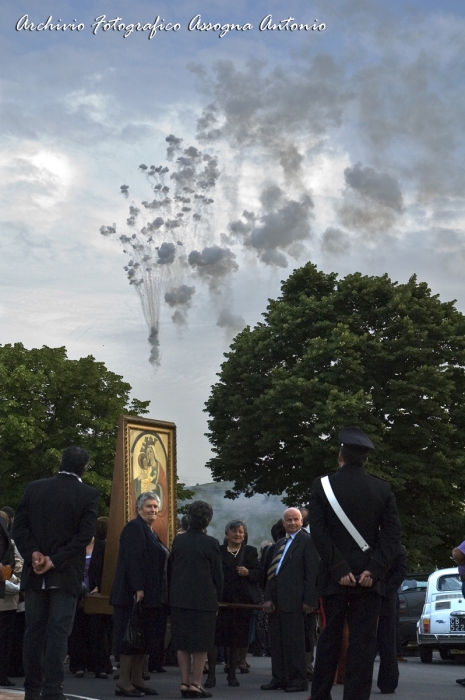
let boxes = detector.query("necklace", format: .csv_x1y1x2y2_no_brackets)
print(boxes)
227,546,241,557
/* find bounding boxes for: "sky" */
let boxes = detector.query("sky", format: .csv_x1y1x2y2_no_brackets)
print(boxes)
1,0,464,487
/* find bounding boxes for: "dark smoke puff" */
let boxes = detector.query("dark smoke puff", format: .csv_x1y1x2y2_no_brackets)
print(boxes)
99,225,116,236
170,167,196,184
187,245,239,283
184,146,202,160
148,326,160,365
250,195,313,253
260,184,284,212
157,242,176,264
166,134,183,161
344,163,404,212
321,227,351,254
216,308,246,332
164,285,196,307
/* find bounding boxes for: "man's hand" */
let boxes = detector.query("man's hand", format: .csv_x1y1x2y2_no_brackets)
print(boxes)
262,600,275,614
339,572,356,586
303,604,315,614
358,570,373,587
32,551,45,570
236,566,249,577
135,590,144,603
33,556,54,575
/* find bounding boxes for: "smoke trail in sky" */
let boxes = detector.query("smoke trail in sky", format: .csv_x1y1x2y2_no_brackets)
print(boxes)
100,134,221,365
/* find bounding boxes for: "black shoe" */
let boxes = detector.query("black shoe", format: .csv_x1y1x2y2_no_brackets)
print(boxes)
188,684,212,698
204,677,216,688
261,680,285,690
0,680,16,687
115,686,145,697
133,686,158,696
284,683,308,693
227,676,240,687
456,678,465,686
74,671,84,679
153,668,167,673
96,672,109,679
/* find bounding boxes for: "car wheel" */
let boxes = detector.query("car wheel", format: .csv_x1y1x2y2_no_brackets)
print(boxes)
439,649,451,660
419,645,433,663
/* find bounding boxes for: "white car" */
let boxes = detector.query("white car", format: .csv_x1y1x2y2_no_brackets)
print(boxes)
417,567,465,662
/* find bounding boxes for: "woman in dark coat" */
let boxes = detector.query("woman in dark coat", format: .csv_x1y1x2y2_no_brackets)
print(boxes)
110,492,169,697
169,500,223,698
205,520,262,688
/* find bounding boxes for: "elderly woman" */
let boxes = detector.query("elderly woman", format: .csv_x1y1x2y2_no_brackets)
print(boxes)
110,492,169,697
169,501,223,698
205,520,262,688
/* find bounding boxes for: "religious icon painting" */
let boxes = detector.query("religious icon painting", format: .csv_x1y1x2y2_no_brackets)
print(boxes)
123,415,177,546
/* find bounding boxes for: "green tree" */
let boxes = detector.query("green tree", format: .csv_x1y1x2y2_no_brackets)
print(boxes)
205,263,465,569
0,343,150,513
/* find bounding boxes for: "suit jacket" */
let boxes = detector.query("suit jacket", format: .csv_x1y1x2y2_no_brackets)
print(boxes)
264,529,319,612
109,515,168,608
12,472,99,598
169,528,223,611
309,462,401,596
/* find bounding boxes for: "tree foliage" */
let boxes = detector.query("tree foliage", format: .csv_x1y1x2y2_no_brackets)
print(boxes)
205,263,465,569
0,343,150,513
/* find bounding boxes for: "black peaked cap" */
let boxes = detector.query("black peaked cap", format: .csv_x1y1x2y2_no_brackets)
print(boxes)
338,426,374,451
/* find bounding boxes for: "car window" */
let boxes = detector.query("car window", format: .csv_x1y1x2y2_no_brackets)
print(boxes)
400,579,428,591
437,574,462,591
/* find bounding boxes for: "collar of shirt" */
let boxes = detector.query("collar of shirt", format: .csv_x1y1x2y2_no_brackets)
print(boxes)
58,470,82,482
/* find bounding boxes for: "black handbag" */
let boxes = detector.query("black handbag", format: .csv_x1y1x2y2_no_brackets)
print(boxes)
122,601,145,652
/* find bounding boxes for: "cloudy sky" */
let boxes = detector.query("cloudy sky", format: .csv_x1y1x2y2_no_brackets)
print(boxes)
1,0,464,486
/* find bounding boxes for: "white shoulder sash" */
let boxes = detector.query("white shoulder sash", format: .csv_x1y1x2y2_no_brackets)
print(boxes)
321,476,371,553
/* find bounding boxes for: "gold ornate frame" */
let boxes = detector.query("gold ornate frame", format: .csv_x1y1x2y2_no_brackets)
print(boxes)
123,416,177,546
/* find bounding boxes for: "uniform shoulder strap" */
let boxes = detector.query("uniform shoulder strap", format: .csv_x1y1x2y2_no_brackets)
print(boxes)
321,476,371,553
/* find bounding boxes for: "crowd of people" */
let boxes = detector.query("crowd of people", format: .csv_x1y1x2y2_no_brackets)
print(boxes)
0,428,455,700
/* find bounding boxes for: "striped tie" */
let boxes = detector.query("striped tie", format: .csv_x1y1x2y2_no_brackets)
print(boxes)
267,536,289,580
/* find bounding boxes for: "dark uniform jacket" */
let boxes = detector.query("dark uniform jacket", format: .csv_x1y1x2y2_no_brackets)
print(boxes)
264,529,320,611
309,462,401,596
169,528,223,611
109,515,167,608
12,472,99,598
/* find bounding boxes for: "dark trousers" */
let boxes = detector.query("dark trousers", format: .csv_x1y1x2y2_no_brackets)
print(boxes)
9,610,26,677
268,611,307,688
0,609,16,682
23,588,77,700
377,591,399,693
311,590,381,700
68,607,111,674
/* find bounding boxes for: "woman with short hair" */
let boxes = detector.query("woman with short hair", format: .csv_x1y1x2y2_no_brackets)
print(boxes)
169,500,223,698
110,492,169,697
205,520,262,688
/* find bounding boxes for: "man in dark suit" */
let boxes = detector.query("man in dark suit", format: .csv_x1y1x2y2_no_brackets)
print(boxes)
12,446,99,700
308,427,401,700
261,508,319,693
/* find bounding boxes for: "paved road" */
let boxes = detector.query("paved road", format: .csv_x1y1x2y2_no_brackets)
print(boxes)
4,653,465,700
